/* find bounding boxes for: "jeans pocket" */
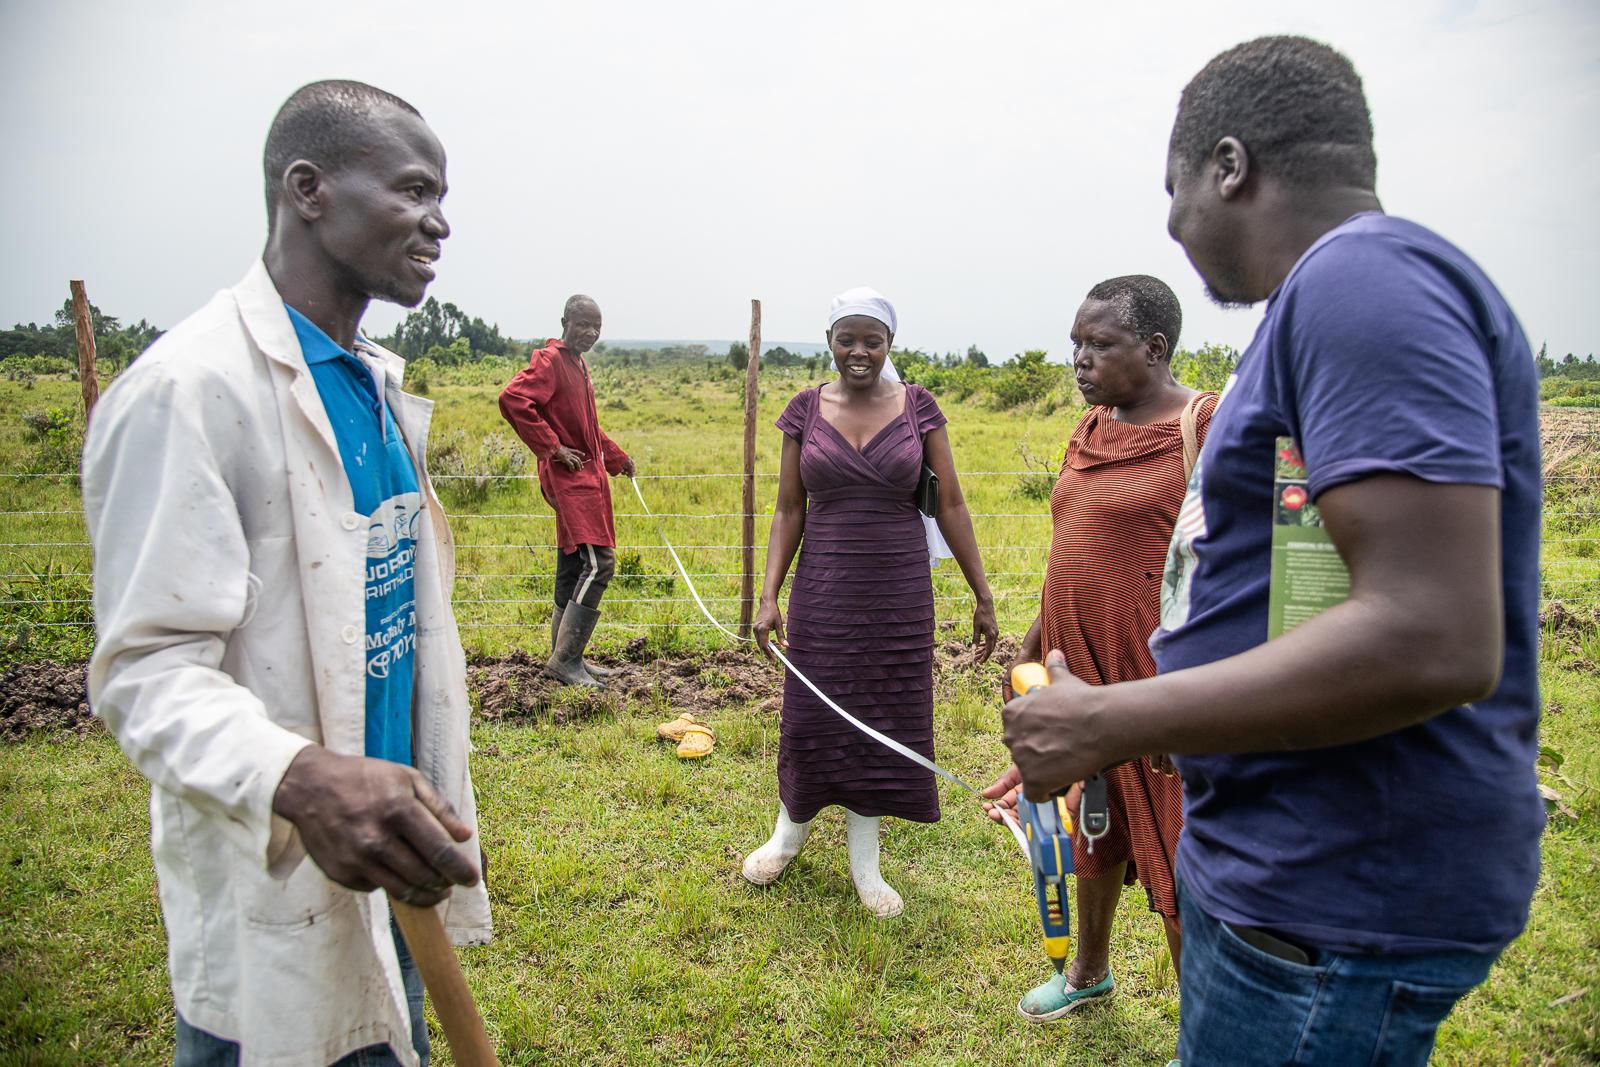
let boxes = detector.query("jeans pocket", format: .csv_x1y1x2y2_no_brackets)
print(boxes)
1370,979,1474,1067
1217,917,1327,978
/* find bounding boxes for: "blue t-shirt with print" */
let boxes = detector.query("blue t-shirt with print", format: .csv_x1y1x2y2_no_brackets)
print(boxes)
287,305,420,767
1151,214,1544,955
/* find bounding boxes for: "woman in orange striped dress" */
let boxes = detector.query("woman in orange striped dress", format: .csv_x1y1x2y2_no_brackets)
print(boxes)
984,275,1217,1022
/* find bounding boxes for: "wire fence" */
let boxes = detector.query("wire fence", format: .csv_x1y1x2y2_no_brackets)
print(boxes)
2,465,1598,644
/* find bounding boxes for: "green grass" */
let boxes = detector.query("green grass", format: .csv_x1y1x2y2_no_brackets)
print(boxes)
1,662,1596,1064
2,367,1599,1064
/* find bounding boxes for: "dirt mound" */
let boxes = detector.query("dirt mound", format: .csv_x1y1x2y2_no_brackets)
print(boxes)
937,633,1021,672
468,645,781,723
0,638,1016,741
468,636,1014,724
1,660,95,740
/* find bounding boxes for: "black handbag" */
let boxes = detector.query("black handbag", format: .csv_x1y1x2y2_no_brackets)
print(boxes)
916,463,939,517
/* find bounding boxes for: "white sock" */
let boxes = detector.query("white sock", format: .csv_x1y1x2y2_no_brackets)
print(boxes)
742,803,812,886
846,811,903,918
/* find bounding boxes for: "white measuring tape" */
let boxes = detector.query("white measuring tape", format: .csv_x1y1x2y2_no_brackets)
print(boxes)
629,477,1031,859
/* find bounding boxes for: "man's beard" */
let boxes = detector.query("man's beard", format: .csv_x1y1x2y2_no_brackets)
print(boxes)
1199,251,1260,309
1204,281,1259,310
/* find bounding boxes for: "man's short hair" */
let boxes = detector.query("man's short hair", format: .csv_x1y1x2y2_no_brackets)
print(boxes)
1169,35,1376,189
563,294,599,318
263,80,422,220
1085,275,1182,353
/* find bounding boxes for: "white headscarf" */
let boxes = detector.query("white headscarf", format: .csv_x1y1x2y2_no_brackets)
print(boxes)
827,285,900,382
826,286,948,564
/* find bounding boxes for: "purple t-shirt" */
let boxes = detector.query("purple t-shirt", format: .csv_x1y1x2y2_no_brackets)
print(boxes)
1152,213,1544,955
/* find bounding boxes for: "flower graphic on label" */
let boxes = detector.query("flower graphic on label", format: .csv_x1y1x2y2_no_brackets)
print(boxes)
1281,485,1308,511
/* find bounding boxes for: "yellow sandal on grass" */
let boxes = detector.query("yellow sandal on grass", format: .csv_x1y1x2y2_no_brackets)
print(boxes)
676,724,715,760
656,713,707,742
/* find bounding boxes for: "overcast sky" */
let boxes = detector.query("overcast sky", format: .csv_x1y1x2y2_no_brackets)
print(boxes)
3,0,1595,361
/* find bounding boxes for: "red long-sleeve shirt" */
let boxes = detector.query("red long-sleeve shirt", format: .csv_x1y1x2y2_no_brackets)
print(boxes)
498,338,630,553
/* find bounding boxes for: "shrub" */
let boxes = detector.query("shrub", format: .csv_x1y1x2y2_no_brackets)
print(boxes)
427,429,529,508
1172,343,1239,392
612,550,676,595
406,357,434,396
1015,441,1059,501
920,363,990,403
990,351,1064,410
1540,378,1600,401
1,354,73,380
20,407,74,441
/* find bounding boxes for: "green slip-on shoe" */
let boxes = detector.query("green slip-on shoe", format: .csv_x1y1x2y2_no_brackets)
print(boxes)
1016,970,1115,1023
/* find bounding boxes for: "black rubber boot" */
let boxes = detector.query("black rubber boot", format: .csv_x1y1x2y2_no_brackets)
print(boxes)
544,602,603,688
552,605,612,679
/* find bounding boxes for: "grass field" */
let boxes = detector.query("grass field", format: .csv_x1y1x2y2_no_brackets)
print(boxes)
2,365,1598,1065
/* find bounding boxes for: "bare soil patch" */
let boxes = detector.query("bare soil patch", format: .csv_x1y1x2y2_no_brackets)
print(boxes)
468,644,779,723
469,632,1010,725
1,660,94,740
1,636,1013,741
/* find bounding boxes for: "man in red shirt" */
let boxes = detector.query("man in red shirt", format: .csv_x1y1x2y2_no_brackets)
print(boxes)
499,295,634,687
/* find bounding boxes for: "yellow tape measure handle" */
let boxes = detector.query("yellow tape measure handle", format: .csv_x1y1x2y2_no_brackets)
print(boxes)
1012,663,1072,829
1010,662,1050,697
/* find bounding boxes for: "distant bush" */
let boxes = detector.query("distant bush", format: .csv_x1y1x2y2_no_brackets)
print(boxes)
20,407,74,441
406,357,434,395
428,429,528,507
2,354,72,380
990,350,1065,410
1172,343,1239,392
1015,441,1059,501
1541,378,1600,401
17,406,83,479
423,356,522,389
913,363,990,403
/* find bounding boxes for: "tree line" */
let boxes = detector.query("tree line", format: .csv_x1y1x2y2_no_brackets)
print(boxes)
4,294,1593,402
0,300,162,377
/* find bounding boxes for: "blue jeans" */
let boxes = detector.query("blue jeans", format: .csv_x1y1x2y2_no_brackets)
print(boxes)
1177,875,1497,1066
174,917,429,1066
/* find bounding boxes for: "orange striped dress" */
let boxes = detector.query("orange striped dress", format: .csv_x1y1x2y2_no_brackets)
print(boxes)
1042,396,1215,916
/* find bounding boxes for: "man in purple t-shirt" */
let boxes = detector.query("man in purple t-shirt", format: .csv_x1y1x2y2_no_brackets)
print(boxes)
1002,36,1543,1065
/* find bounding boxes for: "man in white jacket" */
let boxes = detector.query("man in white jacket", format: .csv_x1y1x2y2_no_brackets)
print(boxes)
83,80,490,1066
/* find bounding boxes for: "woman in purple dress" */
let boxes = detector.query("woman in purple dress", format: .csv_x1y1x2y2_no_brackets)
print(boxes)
747,287,997,917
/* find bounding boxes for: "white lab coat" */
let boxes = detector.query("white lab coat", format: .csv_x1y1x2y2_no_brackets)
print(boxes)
83,261,492,1067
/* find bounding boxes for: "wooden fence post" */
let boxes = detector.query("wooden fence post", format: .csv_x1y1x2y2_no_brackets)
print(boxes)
739,300,762,638
69,280,100,423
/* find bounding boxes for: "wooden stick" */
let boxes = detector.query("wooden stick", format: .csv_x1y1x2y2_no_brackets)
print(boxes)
739,299,762,638
389,898,500,1067
68,280,100,424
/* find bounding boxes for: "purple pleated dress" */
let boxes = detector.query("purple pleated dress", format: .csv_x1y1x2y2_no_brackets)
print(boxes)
774,383,946,824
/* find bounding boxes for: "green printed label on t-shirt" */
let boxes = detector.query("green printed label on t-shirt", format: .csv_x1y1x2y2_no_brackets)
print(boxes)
1268,437,1350,638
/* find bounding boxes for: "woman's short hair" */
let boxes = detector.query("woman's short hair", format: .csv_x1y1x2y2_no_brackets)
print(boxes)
1085,275,1182,353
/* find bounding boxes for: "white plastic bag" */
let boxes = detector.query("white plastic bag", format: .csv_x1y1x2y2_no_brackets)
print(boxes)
924,514,954,568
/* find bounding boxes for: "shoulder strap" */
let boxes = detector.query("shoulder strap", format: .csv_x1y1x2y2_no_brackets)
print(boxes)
1180,392,1207,482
